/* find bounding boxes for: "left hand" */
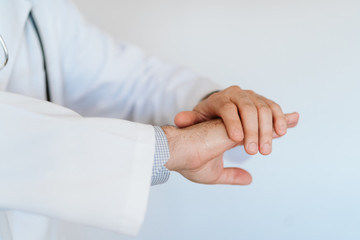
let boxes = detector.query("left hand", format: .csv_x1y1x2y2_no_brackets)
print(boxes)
163,119,252,185
174,86,299,155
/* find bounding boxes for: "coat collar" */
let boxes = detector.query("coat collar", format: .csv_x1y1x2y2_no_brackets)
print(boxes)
0,0,32,90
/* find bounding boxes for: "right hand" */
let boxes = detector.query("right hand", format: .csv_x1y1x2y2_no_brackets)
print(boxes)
174,86,300,156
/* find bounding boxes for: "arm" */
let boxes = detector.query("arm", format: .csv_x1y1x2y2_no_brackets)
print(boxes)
0,92,154,235
53,0,299,159
53,0,220,125
0,92,246,238
0,92,290,237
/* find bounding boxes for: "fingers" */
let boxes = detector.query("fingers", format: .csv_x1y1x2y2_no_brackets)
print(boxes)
262,98,287,136
215,167,252,185
174,86,299,157
286,112,300,128
272,112,300,139
216,103,244,141
174,111,205,128
231,94,259,155
252,98,273,155
217,88,282,156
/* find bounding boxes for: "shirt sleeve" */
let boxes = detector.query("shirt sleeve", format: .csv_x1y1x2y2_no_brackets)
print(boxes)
151,126,171,185
52,0,222,126
0,91,155,235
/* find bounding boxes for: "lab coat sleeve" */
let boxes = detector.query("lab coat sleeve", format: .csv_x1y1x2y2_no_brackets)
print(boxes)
0,91,154,236
54,0,221,125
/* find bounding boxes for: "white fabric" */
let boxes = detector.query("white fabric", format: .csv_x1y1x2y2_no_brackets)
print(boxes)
0,92,155,237
0,0,221,239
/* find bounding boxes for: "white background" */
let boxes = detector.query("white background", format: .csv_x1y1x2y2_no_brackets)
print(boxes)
73,0,360,239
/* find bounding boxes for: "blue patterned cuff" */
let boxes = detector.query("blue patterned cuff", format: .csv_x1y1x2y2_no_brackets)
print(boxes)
152,126,171,185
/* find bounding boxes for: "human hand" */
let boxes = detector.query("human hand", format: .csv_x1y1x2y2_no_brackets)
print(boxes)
162,119,252,185
174,86,299,155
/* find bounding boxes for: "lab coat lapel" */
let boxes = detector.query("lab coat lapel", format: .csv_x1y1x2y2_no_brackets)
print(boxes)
30,4,65,105
0,0,31,90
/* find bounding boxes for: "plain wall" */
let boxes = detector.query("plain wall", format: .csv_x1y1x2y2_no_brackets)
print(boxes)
73,0,360,239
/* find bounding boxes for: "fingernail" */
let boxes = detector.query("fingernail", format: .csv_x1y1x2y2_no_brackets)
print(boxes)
248,142,258,154
262,143,271,154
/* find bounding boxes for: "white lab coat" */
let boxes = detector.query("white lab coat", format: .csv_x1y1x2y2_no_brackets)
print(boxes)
0,0,220,239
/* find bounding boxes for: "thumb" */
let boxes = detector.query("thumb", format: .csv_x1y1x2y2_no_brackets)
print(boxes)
215,167,252,185
174,111,206,128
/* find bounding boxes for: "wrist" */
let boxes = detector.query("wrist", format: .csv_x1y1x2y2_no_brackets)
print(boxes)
161,125,181,172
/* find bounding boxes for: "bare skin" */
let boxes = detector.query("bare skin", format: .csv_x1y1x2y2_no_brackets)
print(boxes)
174,86,300,156
163,113,299,185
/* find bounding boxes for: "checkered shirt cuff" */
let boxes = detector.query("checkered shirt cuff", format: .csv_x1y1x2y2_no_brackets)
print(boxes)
152,126,171,185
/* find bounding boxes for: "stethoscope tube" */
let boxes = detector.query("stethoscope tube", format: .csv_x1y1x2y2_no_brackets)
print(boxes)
0,12,51,101
0,35,9,70
29,11,52,102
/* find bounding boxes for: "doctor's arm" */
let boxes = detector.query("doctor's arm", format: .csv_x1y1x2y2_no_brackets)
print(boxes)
0,92,250,235
54,0,299,156
54,0,219,125
0,92,157,235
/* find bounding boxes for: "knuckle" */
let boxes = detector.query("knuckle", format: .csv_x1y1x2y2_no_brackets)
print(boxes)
258,105,272,115
278,115,287,122
241,103,257,114
276,117,287,129
262,130,274,138
245,89,255,95
245,134,258,143
222,102,236,111
228,85,241,92
269,101,281,111
208,91,220,100
244,125,258,136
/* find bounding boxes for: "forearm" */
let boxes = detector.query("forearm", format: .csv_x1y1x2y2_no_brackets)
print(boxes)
0,92,154,235
57,0,220,125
